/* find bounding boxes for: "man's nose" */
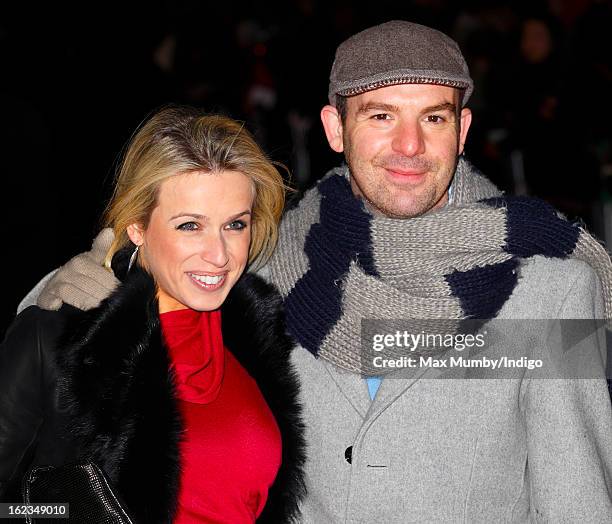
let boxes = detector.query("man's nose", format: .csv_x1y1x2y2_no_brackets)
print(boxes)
391,119,425,157
200,232,229,267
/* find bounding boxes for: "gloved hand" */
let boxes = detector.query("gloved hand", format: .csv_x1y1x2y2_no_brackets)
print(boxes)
37,228,120,311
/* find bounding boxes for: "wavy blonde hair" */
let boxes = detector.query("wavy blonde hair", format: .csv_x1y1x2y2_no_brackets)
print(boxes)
103,106,287,270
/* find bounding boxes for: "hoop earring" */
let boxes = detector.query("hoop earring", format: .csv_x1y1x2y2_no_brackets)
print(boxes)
128,245,139,272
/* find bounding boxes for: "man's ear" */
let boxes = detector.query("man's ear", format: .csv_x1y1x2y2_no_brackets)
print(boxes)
458,107,472,155
127,223,145,246
320,105,345,153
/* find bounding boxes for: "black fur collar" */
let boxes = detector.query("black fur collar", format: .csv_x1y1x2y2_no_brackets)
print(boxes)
56,268,305,523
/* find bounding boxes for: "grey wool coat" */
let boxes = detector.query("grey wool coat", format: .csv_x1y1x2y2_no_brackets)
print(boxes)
261,256,612,523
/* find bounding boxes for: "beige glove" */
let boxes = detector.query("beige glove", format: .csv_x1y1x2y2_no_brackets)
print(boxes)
37,228,120,311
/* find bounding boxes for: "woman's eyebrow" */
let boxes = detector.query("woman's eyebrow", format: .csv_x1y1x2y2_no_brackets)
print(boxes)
228,210,252,220
169,213,206,220
169,211,252,221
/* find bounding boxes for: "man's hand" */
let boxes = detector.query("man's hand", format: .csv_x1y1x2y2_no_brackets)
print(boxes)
37,229,119,311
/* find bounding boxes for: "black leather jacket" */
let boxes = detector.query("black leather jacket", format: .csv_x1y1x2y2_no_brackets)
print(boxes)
0,305,80,501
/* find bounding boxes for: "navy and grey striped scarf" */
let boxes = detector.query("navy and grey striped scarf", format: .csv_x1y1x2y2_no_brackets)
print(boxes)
268,158,612,374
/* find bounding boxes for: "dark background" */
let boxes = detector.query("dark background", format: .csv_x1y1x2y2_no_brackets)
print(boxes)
2,0,612,337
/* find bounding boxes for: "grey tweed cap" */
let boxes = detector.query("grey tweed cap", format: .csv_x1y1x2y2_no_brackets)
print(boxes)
328,20,473,106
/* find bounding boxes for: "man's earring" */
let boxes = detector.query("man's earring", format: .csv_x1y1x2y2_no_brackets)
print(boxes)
128,245,139,272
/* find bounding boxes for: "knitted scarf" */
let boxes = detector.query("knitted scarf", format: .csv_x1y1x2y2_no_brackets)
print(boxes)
268,158,612,375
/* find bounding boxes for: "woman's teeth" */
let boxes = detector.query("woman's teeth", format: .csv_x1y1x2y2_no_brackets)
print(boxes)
190,274,224,285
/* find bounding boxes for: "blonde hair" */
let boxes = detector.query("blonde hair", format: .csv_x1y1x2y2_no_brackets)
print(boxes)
103,106,287,270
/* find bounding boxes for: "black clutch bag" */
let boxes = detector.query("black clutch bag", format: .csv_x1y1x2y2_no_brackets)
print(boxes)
22,463,133,524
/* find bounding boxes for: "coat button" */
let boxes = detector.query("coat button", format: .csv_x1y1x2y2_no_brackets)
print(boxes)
345,446,353,464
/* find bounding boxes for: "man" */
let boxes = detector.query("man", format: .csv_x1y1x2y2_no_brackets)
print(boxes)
15,21,612,522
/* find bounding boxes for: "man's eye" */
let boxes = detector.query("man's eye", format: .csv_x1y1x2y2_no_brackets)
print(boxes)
426,115,445,123
177,222,199,231
226,220,247,231
372,113,390,121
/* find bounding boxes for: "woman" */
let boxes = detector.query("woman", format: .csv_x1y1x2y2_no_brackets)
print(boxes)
0,106,305,523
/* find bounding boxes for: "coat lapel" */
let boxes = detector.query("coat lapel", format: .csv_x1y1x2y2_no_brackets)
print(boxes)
365,367,431,420
322,361,370,419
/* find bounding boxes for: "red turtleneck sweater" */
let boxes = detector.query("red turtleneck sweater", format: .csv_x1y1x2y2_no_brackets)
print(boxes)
160,308,282,523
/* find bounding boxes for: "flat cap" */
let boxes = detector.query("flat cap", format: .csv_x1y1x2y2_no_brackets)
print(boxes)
328,20,473,106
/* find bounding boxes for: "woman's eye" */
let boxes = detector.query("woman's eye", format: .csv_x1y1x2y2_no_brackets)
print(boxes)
226,220,247,231
176,221,199,231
